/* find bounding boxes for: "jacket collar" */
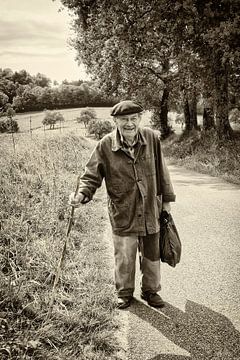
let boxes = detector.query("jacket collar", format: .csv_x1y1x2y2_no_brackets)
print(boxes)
111,128,147,152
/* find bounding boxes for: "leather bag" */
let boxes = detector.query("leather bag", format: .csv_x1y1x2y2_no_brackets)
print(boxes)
160,211,181,267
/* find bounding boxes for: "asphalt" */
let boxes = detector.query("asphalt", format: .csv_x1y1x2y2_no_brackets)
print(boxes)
114,165,240,360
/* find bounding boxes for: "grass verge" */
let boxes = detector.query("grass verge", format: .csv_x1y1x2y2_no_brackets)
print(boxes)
162,129,240,185
0,133,120,359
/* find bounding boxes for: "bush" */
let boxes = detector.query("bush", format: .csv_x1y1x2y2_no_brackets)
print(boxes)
162,130,240,184
5,118,19,133
87,119,113,139
0,120,7,133
77,108,97,127
0,119,19,133
42,110,65,129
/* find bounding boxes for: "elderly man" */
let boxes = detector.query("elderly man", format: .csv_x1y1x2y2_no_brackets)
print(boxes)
69,100,176,309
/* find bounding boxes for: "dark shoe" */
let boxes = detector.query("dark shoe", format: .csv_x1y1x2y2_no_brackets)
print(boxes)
117,296,133,309
141,292,165,308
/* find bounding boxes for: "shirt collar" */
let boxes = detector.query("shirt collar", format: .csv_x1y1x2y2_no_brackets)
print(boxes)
111,127,147,152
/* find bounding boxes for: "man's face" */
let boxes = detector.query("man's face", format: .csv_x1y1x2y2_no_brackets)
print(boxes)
114,113,142,139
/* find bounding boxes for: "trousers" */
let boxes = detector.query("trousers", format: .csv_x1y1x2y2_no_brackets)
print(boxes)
112,232,161,297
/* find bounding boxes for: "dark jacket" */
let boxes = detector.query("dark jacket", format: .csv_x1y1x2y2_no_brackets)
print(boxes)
79,127,176,236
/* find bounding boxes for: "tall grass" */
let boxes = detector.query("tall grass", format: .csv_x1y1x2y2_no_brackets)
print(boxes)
162,129,240,184
0,133,120,359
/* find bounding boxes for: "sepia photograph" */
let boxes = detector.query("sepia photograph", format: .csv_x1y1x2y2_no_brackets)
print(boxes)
0,0,240,359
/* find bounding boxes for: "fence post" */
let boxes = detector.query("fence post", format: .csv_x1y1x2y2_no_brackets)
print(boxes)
10,117,16,153
29,116,32,138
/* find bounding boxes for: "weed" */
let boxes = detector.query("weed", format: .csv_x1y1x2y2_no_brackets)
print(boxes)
162,130,240,184
0,133,120,359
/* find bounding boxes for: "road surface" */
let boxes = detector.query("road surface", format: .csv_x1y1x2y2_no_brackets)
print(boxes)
113,165,240,360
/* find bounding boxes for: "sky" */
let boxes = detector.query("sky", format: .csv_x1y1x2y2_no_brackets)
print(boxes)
0,0,89,83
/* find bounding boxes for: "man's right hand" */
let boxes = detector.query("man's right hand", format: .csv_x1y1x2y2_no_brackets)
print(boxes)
69,192,88,207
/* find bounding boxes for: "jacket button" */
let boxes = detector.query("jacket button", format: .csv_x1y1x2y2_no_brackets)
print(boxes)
138,214,142,217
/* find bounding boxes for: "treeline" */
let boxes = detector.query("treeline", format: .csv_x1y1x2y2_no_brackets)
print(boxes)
60,0,240,139
0,68,116,113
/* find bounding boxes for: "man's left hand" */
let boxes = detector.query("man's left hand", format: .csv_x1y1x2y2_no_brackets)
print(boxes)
162,202,171,213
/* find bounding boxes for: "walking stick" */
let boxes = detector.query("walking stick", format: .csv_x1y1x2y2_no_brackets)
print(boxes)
46,175,81,320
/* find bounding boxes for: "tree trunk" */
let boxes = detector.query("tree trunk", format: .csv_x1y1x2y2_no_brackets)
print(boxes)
189,89,198,130
183,93,191,132
202,92,215,130
202,106,215,130
159,86,173,139
214,54,232,138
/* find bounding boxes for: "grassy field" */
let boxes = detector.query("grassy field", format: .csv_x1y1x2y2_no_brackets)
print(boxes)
14,108,114,133
14,107,152,134
0,132,123,359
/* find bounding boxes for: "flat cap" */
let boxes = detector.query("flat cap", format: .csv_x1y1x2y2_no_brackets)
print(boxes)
111,100,143,116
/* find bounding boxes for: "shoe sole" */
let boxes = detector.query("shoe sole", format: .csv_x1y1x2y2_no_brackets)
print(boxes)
117,298,133,309
140,294,165,308
117,302,131,309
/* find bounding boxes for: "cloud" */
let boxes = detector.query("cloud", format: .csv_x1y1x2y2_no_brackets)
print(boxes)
0,50,66,58
0,19,71,50
0,0,87,82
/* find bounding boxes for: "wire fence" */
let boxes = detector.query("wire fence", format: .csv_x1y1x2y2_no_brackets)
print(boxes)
14,107,114,135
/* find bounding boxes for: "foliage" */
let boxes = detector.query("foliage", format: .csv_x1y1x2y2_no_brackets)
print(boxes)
162,129,240,184
150,109,175,139
77,107,97,127
60,0,240,139
0,104,19,133
0,90,9,108
0,119,7,132
42,110,65,129
0,134,119,359
76,113,92,127
0,67,117,113
81,107,97,120
4,118,19,133
87,119,113,139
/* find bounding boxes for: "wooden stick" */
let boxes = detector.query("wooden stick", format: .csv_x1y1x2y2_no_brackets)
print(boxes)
46,175,81,320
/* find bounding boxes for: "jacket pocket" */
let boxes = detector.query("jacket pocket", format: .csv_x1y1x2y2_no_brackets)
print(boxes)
108,199,129,229
140,155,156,176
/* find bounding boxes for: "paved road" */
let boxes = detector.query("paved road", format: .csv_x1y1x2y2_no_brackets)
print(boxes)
116,165,240,360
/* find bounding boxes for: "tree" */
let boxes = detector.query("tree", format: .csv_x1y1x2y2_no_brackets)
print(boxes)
77,107,97,127
1,104,19,133
189,0,240,137
12,69,33,86
33,73,51,87
0,91,9,110
60,0,180,137
42,110,65,130
60,0,240,139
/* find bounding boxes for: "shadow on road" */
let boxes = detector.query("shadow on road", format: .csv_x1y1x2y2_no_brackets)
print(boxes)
128,299,240,359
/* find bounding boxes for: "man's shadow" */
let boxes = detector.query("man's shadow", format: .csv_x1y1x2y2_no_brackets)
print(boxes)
128,299,240,359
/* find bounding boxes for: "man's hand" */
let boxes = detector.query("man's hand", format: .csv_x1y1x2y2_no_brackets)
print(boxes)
69,192,87,207
162,202,171,213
